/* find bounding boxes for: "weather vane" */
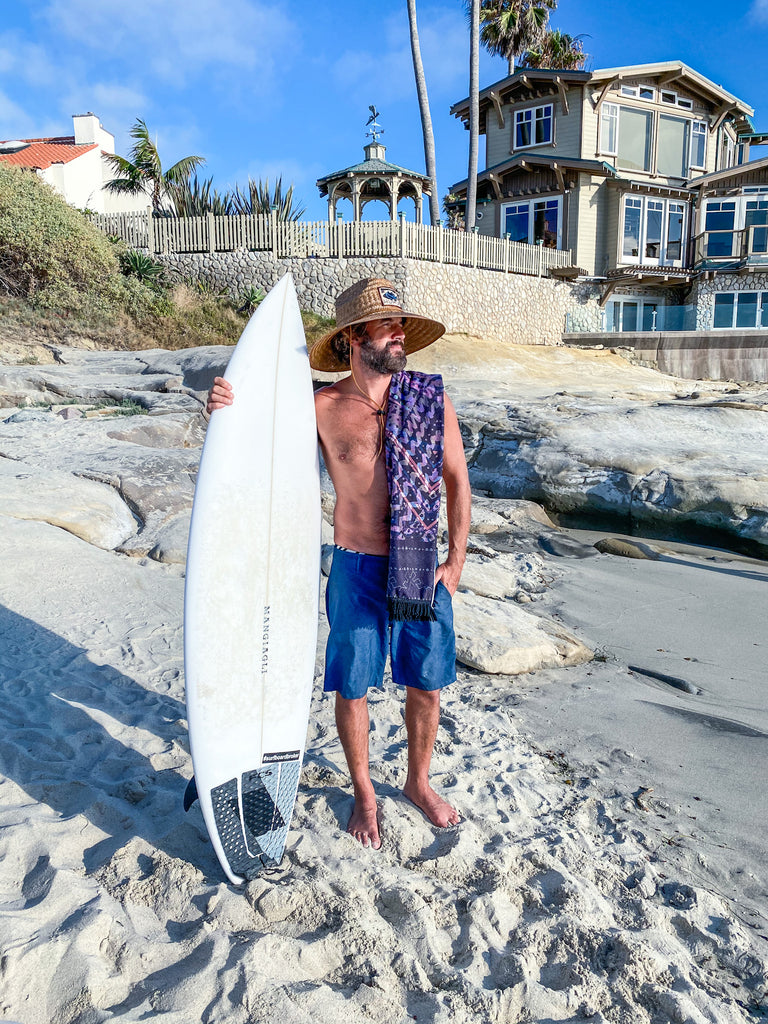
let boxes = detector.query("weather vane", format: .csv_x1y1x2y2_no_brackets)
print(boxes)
366,105,384,144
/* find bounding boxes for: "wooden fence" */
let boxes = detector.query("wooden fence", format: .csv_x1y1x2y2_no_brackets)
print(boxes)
89,209,575,278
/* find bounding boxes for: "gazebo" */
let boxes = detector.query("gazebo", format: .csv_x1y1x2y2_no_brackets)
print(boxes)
316,132,432,224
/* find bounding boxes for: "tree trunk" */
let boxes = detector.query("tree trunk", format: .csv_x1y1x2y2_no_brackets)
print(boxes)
407,0,441,226
466,0,480,232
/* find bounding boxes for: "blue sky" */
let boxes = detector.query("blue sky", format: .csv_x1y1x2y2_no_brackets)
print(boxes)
2,0,768,221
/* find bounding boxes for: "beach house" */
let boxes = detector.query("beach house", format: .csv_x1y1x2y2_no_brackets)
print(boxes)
0,113,148,214
449,61,767,333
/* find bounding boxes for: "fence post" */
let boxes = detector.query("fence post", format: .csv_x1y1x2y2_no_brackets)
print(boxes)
537,238,544,277
471,227,478,268
270,208,279,259
399,213,406,257
207,212,215,253
146,206,154,254
503,233,510,274
437,223,443,264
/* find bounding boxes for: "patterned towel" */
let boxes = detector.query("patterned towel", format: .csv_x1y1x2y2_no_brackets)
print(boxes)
384,371,444,621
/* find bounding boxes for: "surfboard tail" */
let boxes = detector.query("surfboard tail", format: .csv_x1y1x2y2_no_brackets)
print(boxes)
210,762,302,881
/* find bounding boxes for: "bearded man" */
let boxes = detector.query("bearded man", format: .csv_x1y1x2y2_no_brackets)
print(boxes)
208,278,471,849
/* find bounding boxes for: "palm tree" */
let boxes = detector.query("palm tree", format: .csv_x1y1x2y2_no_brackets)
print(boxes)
466,0,480,232
479,0,556,73
520,29,588,70
406,0,440,226
105,119,205,213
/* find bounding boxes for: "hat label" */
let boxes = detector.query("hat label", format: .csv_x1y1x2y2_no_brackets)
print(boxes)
379,287,401,307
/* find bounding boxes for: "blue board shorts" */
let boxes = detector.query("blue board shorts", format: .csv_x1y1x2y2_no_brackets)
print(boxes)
324,546,456,700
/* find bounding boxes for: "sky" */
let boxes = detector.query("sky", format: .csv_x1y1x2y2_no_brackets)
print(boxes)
2,0,768,222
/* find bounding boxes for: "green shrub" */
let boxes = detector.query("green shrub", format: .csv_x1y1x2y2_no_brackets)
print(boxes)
119,249,166,285
0,165,122,315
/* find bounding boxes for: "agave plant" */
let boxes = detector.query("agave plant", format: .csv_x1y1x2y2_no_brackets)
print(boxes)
238,285,265,315
167,173,231,217
119,249,165,284
228,177,306,221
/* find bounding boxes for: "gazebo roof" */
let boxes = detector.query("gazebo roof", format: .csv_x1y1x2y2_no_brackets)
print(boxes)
316,142,431,198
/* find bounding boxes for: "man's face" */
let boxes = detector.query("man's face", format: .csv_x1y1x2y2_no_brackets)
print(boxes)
357,317,407,374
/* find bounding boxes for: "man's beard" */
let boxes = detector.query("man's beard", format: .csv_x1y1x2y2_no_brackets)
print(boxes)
359,335,407,375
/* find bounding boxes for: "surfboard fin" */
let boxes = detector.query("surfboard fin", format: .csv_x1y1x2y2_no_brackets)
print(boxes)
183,776,199,812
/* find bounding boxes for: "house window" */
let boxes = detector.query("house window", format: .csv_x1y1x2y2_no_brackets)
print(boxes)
606,296,663,331
713,292,768,328
620,85,655,101
515,103,553,149
746,200,768,255
690,121,707,170
703,200,737,257
617,107,653,172
621,195,687,266
601,102,618,155
603,103,708,176
666,202,685,261
502,196,562,247
657,115,691,178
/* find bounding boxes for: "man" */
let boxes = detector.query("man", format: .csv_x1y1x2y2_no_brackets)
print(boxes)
208,278,471,850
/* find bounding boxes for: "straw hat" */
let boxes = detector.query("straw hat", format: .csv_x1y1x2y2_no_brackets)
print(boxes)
309,278,445,372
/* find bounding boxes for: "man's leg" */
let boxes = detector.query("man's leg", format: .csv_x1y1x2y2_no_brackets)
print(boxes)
402,686,460,828
335,693,381,849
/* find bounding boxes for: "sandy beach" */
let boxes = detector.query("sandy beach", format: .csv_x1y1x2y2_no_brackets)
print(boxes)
0,338,766,1023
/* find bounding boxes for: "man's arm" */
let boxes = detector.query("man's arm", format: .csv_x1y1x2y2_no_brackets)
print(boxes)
435,393,471,596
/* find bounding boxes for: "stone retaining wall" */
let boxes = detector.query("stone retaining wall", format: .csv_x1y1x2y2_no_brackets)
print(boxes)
158,250,601,347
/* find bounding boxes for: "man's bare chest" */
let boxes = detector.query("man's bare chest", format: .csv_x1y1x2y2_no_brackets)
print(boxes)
320,404,384,467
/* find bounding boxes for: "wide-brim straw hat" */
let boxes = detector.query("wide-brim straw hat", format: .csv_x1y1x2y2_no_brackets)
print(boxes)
309,278,445,372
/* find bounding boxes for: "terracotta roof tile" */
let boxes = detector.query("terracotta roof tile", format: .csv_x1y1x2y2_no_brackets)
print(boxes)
0,141,98,169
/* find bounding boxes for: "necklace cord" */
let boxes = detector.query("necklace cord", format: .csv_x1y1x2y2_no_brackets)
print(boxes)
348,333,389,459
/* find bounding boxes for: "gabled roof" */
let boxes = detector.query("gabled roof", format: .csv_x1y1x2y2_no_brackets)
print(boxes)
451,61,754,132
0,137,98,169
686,154,768,190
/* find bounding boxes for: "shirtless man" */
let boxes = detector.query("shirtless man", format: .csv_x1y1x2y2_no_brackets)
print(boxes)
208,278,471,850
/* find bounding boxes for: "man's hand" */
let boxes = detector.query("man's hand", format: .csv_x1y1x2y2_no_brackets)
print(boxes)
435,560,463,596
207,377,234,414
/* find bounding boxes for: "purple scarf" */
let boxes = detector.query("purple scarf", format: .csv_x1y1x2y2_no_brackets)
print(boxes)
384,371,444,621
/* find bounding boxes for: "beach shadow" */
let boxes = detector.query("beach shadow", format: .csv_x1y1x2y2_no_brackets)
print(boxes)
0,604,200,872
658,554,768,583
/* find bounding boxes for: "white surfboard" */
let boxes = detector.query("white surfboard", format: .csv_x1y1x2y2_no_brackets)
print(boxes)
184,273,321,885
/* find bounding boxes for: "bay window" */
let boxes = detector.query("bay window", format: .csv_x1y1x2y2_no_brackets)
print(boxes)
621,195,688,266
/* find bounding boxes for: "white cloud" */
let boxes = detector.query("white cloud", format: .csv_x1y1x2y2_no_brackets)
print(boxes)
329,7,467,105
43,0,295,86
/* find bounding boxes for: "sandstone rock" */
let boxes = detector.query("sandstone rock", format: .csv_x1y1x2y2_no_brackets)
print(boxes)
148,512,191,565
594,538,662,560
0,459,136,549
452,591,593,675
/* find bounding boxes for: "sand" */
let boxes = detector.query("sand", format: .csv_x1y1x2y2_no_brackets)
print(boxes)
0,340,766,1023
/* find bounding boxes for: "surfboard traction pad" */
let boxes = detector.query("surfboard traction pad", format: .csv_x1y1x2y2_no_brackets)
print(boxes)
211,761,301,879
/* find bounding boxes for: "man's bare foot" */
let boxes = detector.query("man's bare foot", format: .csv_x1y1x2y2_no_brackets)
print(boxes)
403,782,460,828
347,797,382,849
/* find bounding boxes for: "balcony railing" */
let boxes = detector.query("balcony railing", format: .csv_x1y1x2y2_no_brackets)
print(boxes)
694,224,768,266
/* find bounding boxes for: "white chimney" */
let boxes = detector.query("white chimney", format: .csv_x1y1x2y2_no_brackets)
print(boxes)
73,113,100,144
